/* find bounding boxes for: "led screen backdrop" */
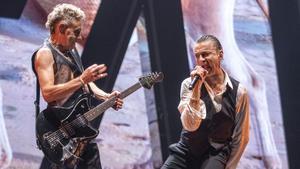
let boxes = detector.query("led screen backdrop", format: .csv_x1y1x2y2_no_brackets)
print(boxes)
0,0,288,168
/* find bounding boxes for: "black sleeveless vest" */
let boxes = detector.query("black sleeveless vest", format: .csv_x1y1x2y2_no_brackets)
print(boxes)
31,39,85,107
179,77,239,157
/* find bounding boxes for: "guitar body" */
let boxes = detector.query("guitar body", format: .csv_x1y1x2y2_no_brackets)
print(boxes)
35,72,164,167
36,94,99,166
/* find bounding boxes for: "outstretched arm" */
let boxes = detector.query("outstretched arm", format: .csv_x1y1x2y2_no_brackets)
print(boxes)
89,82,123,110
89,82,110,101
256,0,269,19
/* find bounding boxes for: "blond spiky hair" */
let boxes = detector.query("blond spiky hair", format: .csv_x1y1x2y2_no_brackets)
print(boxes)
45,3,86,33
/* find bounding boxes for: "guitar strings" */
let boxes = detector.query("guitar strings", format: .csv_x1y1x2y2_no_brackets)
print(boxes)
45,74,159,145
46,98,117,144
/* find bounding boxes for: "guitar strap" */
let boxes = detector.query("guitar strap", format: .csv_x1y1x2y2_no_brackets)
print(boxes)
34,77,40,121
31,49,42,150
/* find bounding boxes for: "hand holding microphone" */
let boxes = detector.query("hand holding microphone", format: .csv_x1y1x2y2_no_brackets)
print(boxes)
189,66,208,90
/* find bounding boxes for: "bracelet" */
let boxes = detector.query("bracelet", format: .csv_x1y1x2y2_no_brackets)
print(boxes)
79,76,85,86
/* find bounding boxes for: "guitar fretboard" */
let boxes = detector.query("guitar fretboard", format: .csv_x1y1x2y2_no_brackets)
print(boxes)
84,82,142,122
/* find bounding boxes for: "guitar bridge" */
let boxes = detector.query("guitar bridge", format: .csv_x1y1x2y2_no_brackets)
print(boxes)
43,132,58,149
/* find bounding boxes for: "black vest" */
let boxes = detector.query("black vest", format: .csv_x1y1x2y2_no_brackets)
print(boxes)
179,77,239,157
31,39,85,107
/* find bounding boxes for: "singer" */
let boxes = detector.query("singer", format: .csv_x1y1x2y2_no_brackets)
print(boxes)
31,4,124,169
161,35,250,169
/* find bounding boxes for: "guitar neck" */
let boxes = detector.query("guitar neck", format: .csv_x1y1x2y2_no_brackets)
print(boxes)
84,82,142,122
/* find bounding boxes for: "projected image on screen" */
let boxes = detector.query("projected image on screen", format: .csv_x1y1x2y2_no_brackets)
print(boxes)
0,0,287,168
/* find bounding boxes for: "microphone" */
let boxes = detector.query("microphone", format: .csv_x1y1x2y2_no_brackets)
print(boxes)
188,75,201,90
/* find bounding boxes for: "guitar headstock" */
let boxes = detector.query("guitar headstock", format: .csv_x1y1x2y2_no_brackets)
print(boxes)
139,72,164,89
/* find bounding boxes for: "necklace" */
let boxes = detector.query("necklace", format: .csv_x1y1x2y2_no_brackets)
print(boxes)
48,39,74,61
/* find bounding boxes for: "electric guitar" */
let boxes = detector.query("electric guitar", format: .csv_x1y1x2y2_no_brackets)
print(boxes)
35,72,163,167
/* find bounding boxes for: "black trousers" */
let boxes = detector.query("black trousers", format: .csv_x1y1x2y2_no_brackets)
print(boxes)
161,143,230,169
39,143,102,169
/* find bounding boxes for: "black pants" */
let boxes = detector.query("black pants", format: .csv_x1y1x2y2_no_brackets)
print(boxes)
161,143,230,169
39,143,101,169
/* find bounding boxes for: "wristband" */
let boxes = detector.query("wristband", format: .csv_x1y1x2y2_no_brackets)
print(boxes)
79,76,85,86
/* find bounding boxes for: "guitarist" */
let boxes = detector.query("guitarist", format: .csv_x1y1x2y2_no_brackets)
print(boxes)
32,3,123,169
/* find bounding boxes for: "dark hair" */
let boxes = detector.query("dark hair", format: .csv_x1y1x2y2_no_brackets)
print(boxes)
196,35,223,50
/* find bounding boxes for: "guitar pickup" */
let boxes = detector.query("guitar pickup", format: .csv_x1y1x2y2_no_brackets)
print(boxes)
59,127,71,139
